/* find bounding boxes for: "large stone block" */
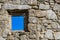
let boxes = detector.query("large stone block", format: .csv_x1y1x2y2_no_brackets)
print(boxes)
3,3,31,10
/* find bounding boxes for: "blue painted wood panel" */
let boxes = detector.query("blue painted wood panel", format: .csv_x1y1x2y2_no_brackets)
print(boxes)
12,16,24,31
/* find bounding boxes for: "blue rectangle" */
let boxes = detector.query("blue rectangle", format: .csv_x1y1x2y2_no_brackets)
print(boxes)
12,16,24,31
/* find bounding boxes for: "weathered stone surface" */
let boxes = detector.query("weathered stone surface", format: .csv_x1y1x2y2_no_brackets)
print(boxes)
54,32,60,39
39,4,50,9
46,10,57,20
53,3,60,11
20,0,37,5
45,29,54,39
0,37,6,40
29,17,38,23
4,3,31,10
35,10,46,17
28,23,36,32
20,35,27,40
55,0,60,3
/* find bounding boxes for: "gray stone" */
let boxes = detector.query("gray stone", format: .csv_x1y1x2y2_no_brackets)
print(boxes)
29,17,38,23
4,3,31,10
54,32,60,39
53,3,60,11
45,29,54,39
46,10,57,20
55,0,60,3
39,4,50,9
0,36,6,40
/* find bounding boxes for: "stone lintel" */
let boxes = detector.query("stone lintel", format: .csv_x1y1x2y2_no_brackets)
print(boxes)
3,3,31,10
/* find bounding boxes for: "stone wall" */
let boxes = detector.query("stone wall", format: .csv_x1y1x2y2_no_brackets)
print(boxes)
0,0,60,40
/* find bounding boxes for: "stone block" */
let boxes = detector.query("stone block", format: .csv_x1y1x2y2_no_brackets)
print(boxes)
39,4,50,9
4,3,31,10
46,10,57,20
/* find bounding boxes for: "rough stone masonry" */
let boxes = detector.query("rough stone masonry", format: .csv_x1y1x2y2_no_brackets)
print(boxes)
0,0,60,40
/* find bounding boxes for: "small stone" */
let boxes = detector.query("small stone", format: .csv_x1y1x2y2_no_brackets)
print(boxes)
53,3,60,11
39,4,50,9
35,10,46,17
45,29,54,39
54,32,60,39
46,10,57,20
29,17,38,23
55,0,60,3
28,23,36,32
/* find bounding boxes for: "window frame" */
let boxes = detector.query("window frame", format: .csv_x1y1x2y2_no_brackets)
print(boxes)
7,10,29,32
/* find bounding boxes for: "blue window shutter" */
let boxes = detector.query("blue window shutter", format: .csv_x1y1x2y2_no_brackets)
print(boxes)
12,16,24,31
